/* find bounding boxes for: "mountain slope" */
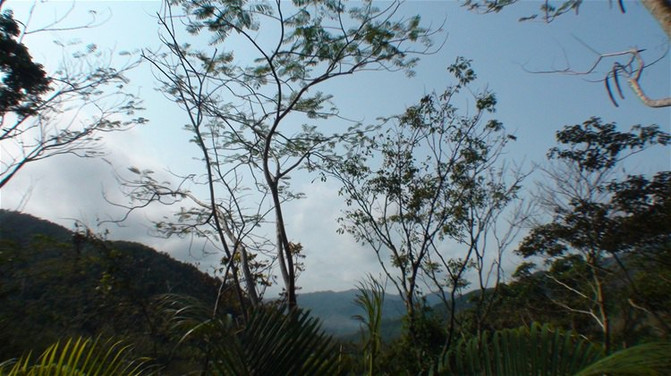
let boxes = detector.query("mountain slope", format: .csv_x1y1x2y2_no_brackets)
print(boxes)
298,289,406,337
0,210,482,352
0,210,228,360
297,288,479,339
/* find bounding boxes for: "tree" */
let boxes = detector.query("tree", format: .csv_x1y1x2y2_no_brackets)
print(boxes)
117,0,437,311
462,0,671,108
0,9,49,118
516,117,670,353
328,58,526,355
0,2,146,190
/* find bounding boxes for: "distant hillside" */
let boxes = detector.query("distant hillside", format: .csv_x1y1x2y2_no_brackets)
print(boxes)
0,210,229,361
0,210,481,354
298,289,406,337
297,288,478,339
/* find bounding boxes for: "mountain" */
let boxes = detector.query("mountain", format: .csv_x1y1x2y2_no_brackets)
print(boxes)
0,209,229,361
297,289,406,337
0,209,479,353
297,288,479,339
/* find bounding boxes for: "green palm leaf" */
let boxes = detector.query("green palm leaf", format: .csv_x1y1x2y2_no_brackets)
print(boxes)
156,294,341,375
353,276,385,376
573,341,671,376
210,306,341,376
434,322,602,376
433,322,671,376
0,337,149,376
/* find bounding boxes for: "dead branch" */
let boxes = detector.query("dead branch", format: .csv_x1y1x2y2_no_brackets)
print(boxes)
526,47,671,108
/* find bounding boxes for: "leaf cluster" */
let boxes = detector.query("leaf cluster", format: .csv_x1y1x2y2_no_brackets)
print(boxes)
0,9,50,117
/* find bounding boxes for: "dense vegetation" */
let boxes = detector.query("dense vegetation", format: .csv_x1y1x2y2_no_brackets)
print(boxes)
1,205,669,374
0,210,232,372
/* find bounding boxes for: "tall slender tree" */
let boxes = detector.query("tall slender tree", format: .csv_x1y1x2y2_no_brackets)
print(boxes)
119,0,438,310
517,117,670,353
328,58,526,353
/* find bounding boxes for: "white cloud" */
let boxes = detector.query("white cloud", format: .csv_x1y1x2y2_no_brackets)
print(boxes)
284,181,382,292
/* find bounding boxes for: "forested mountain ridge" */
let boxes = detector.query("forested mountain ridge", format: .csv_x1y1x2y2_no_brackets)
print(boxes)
298,288,478,339
0,209,226,362
0,210,476,350
295,288,407,340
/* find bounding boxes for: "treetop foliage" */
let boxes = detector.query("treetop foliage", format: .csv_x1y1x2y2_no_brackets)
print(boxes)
518,117,670,259
169,0,434,82
462,0,607,23
549,117,670,172
0,9,50,117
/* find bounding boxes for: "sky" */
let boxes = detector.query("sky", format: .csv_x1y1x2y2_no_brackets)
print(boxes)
1,0,669,295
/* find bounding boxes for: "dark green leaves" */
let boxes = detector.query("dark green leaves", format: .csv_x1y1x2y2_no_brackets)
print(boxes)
448,57,477,86
522,118,670,258
435,322,604,376
548,117,669,171
462,0,589,23
0,10,50,117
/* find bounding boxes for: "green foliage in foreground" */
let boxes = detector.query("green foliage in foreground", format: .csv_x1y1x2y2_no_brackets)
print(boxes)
210,306,341,376
574,341,671,376
0,337,148,376
353,277,386,376
0,303,340,375
1,313,670,375
435,323,601,375
155,293,342,375
433,322,671,376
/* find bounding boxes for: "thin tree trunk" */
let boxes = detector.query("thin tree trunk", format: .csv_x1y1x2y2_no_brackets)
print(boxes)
590,258,611,355
221,225,259,306
269,179,297,309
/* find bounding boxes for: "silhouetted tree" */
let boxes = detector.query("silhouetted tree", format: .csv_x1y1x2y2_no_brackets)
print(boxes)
0,2,145,189
517,117,670,353
328,58,527,356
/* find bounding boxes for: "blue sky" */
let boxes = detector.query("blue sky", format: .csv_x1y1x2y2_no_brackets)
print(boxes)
2,0,669,294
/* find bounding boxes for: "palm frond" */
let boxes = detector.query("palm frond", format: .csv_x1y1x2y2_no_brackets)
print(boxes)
353,275,385,376
434,322,603,376
211,306,341,375
154,293,341,375
0,337,149,376
573,341,671,376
